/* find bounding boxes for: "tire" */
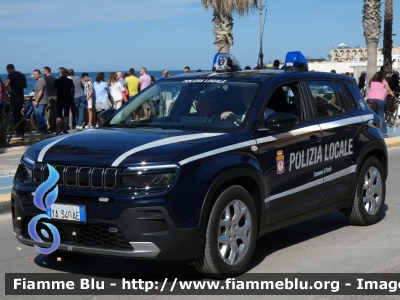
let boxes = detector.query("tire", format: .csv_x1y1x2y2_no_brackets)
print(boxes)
30,111,39,131
195,185,258,278
344,156,385,225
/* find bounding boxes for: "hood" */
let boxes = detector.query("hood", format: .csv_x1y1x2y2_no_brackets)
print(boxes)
27,128,232,167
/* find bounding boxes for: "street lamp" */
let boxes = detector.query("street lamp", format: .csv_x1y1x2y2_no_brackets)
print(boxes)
258,0,267,69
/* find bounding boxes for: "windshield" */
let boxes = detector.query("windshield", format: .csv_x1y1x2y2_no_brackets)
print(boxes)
108,78,261,131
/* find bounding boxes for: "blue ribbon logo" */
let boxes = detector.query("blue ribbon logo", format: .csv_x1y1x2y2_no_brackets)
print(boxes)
28,164,61,254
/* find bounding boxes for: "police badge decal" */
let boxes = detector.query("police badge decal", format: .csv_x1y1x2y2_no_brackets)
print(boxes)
276,150,285,174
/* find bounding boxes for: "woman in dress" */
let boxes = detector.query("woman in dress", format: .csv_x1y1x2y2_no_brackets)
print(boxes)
107,72,125,109
366,71,396,137
92,72,111,125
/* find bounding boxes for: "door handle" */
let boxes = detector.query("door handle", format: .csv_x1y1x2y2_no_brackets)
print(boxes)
308,135,321,145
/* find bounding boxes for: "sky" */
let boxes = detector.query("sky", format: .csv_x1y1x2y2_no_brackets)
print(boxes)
1,0,400,73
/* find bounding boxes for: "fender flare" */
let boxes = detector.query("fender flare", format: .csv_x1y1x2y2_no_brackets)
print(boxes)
198,166,264,229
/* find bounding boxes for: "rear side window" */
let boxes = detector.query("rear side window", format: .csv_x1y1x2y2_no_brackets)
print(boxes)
306,80,349,118
344,83,364,110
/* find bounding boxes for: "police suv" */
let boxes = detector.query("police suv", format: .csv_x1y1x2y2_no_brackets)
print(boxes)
12,52,387,276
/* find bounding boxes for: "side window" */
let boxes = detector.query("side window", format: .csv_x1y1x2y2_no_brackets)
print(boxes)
266,82,308,122
306,80,348,118
343,82,363,110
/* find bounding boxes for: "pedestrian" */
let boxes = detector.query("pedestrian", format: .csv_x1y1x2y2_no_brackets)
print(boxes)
159,69,168,80
358,71,366,96
345,72,350,76
32,69,49,134
273,60,280,70
68,69,86,129
331,69,336,73
366,71,396,137
0,77,6,116
197,69,202,72
389,73,400,93
116,72,126,87
150,76,156,83
108,72,125,109
5,64,27,138
82,73,94,128
184,66,191,73
92,72,111,125
139,67,152,119
42,66,56,131
54,68,74,135
125,68,140,100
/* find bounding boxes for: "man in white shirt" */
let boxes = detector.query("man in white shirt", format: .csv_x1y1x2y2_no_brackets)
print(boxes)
139,67,152,119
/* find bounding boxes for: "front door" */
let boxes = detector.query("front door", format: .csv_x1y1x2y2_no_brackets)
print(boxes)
255,81,324,226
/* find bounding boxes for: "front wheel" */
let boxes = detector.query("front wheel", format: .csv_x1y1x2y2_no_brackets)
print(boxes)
30,111,39,132
195,185,258,277
343,156,386,225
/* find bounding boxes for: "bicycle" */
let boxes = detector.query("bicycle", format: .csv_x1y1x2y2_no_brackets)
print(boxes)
7,95,39,135
384,92,400,137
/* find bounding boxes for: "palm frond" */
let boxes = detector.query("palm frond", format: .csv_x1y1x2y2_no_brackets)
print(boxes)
200,0,258,16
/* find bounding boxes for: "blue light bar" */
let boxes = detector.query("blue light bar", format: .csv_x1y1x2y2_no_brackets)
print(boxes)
284,51,308,72
212,53,242,72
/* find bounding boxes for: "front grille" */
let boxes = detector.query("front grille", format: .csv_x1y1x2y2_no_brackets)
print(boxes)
21,216,131,249
33,164,117,189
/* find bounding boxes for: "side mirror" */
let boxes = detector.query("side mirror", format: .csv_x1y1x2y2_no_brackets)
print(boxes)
264,112,299,132
99,108,116,125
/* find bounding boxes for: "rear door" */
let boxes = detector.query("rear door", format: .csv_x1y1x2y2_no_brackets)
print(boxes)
255,80,324,226
304,79,361,208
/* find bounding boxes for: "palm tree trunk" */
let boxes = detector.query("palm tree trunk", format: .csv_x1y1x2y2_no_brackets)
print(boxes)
212,9,233,53
362,0,382,89
383,0,393,76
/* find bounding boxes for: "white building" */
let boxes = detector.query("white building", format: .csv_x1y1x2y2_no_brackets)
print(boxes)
308,43,400,78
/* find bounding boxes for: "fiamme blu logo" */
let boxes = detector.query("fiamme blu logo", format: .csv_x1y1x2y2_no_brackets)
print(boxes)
27,164,60,254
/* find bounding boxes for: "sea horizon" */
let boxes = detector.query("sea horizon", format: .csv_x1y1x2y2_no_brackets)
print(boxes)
0,70,210,95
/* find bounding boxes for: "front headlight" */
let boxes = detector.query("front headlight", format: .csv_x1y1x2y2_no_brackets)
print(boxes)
121,165,178,193
17,156,35,183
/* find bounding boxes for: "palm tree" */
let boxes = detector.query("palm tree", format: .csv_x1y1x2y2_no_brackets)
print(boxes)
382,0,393,76
200,0,258,53
362,0,382,86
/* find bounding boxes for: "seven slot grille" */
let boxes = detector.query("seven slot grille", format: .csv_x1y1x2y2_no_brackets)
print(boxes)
33,164,117,189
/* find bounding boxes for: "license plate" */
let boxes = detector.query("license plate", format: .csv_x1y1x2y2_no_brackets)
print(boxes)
46,204,86,222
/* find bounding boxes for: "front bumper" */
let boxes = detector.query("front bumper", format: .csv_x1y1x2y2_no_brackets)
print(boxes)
12,188,205,260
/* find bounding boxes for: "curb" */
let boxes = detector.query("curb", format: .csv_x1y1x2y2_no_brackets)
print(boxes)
385,136,400,148
0,145,30,154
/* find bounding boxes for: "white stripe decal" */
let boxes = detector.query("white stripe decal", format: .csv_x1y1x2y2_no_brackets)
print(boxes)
319,116,363,130
179,136,280,166
265,178,324,203
179,140,256,166
112,133,226,167
37,130,95,163
264,164,357,204
178,115,368,168
360,114,374,122
323,165,357,183
288,125,321,136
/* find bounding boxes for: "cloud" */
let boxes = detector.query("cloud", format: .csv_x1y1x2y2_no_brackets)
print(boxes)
0,0,203,29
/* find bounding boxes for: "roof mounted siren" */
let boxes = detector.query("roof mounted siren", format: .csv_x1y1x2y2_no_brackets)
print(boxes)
284,51,308,72
212,53,242,72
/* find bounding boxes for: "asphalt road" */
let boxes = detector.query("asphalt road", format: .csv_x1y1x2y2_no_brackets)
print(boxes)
1,147,400,299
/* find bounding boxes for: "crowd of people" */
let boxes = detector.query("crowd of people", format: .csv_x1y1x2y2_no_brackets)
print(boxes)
0,64,193,138
2,63,400,139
